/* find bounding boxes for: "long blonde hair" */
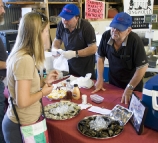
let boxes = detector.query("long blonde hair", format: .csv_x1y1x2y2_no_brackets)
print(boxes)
7,12,48,69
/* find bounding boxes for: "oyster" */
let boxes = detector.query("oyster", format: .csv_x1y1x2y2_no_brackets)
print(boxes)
44,101,80,120
77,115,123,139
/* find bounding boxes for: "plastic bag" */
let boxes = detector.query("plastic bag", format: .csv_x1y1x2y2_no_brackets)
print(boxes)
53,55,69,72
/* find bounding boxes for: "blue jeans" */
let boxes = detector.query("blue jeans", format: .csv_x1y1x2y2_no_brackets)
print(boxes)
2,114,23,143
0,81,5,143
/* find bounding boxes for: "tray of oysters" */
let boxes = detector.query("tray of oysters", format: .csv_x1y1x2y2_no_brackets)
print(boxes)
77,115,124,139
44,101,81,120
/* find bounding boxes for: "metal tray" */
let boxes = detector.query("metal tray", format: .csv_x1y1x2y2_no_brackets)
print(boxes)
44,101,81,120
77,115,124,139
109,105,133,126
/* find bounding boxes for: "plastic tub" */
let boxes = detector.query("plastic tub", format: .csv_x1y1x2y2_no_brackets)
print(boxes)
90,94,104,103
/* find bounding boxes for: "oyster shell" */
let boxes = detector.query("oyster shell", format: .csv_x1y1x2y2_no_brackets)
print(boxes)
77,115,123,139
44,101,80,120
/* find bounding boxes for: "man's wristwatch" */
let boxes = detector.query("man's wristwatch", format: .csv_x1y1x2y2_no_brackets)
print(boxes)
76,50,79,58
127,84,134,90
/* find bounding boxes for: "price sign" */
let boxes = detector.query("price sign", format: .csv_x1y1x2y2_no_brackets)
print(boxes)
85,0,105,20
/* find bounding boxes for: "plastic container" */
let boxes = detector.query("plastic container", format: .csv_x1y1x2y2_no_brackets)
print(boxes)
82,94,87,104
90,94,104,103
72,84,80,100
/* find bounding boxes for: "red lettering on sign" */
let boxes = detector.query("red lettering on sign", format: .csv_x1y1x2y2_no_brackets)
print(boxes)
85,0,105,19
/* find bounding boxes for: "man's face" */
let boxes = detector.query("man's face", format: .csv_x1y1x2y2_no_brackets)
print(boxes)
62,16,78,30
110,27,131,42
0,0,5,25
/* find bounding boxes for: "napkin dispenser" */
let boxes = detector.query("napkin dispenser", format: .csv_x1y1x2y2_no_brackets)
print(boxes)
142,75,158,131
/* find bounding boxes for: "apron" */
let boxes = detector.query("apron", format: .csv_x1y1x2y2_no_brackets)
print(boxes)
106,44,143,91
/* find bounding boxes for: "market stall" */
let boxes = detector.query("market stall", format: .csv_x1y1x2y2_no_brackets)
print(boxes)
42,81,158,143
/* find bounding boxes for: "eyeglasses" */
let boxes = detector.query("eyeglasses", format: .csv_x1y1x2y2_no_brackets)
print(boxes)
36,12,47,23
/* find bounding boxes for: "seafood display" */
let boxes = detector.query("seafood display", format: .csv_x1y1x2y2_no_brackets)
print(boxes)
109,105,133,125
44,101,81,120
77,115,123,139
47,89,66,100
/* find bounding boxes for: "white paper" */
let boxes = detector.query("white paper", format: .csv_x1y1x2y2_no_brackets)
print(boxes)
21,8,32,17
78,104,92,110
88,106,111,115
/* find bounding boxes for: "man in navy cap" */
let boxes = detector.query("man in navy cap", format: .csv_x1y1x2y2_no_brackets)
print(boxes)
52,4,97,79
92,12,148,104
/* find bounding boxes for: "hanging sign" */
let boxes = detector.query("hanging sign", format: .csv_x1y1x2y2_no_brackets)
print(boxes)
124,0,154,29
85,0,105,19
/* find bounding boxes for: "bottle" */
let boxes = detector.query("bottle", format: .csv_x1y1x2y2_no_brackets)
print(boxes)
72,84,80,100
43,68,47,78
65,79,72,101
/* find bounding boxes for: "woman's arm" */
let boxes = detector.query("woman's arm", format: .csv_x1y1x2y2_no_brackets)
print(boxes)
16,70,58,108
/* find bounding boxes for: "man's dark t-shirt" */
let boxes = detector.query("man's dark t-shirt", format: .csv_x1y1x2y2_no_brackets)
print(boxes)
56,19,96,79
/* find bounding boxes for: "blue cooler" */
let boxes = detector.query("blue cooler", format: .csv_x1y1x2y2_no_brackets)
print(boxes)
142,75,158,131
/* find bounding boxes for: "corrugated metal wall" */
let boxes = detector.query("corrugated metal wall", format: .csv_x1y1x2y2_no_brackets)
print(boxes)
0,6,21,30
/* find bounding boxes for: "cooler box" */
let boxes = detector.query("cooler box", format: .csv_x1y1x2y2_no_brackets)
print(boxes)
0,30,18,53
96,67,109,82
142,75,158,131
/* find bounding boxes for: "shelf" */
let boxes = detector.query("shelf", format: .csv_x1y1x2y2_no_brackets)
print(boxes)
105,2,120,5
50,22,57,25
5,0,83,27
12,21,19,24
154,5,158,10
105,2,121,18
6,2,44,5
48,2,79,4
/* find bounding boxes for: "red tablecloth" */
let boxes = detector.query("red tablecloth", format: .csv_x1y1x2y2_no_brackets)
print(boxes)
43,83,158,143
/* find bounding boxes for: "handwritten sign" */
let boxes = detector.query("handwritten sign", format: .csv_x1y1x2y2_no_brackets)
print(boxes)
85,0,105,19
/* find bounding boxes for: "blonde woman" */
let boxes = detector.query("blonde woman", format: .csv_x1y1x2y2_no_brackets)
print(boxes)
2,12,58,143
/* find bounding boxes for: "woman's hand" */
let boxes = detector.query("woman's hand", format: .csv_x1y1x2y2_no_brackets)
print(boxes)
45,70,58,86
41,84,53,97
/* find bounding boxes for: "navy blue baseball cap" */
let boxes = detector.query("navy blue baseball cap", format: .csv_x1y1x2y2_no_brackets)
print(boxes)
59,4,80,20
110,12,132,31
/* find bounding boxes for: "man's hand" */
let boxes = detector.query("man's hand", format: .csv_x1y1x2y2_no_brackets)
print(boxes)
62,50,76,60
91,80,106,93
121,87,133,104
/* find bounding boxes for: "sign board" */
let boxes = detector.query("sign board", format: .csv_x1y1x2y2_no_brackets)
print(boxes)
124,0,154,29
85,0,105,19
21,8,32,17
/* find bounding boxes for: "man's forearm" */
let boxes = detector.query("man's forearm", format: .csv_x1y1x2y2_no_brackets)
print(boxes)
78,43,97,57
129,64,148,88
0,61,6,69
97,57,105,80
51,38,62,49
